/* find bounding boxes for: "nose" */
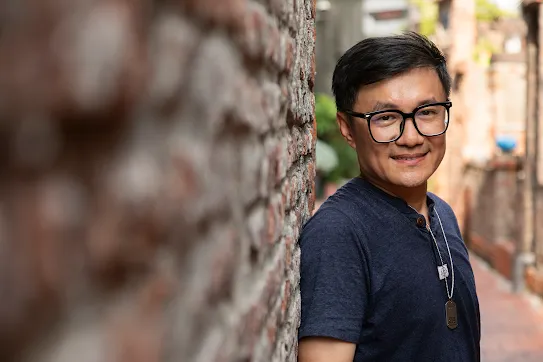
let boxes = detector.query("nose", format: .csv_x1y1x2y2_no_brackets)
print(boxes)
395,117,424,147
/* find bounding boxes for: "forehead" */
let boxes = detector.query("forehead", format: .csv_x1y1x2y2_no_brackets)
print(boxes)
354,67,446,112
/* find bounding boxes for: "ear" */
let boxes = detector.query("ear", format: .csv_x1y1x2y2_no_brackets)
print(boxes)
337,112,357,149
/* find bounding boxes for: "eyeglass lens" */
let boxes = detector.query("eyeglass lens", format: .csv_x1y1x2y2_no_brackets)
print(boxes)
369,104,449,142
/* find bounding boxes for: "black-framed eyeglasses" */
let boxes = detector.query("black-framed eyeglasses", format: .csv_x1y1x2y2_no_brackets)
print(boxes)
341,101,452,143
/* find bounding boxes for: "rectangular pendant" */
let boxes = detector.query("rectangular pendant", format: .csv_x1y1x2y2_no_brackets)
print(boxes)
437,264,449,280
445,300,458,329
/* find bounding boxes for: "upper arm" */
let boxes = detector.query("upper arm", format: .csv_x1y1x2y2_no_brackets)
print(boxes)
298,337,356,362
297,207,369,345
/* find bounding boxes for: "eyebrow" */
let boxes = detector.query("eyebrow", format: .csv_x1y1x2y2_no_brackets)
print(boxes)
370,97,439,112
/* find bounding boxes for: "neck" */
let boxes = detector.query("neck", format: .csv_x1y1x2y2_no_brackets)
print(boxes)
397,186,428,213
360,175,428,213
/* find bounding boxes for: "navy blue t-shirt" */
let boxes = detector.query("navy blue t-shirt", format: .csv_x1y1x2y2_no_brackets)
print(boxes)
298,177,480,361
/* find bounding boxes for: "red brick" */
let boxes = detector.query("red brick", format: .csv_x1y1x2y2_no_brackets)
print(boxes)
310,101,317,139
268,194,286,245
281,279,292,320
490,240,514,280
237,2,268,60
239,302,268,352
269,0,285,18
285,39,295,74
238,249,285,351
266,138,280,189
470,234,492,262
262,82,282,130
284,234,294,267
265,19,281,65
265,294,283,346
207,227,239,305
526,266,543,296
109,272,172,362
269,144,284,185
0,0,317,360
248,206,267,257
282,178,292,211
182,0,247,30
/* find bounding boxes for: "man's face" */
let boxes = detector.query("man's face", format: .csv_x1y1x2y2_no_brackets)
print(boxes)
338,67,447,191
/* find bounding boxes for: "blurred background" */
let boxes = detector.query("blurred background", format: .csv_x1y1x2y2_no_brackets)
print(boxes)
0,0,541,361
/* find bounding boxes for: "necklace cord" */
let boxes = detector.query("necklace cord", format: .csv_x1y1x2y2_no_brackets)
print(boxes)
435,209,454,299
428,208,455,300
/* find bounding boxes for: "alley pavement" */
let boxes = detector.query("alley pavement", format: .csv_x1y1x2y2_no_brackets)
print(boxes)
472,254,543,362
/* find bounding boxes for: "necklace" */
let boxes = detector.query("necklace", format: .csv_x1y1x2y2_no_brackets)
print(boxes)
427,208,457,330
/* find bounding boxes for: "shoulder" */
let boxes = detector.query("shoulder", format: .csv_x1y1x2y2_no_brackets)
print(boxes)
301,204,360,247
298,207,370,344
299,179,372,251
312,178,373,219
300,203,369,264
428,192,462,233
428,192,456,216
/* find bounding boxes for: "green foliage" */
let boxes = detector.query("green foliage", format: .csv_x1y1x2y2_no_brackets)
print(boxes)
315,93,359,183
315,94,337,137
325,138,360,183
475,0,512,22
410,0,438,36
473,36,499,66
410,0,514,37
472,0,515,66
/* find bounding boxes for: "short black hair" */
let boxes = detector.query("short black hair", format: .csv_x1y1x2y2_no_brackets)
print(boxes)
332,32,451,112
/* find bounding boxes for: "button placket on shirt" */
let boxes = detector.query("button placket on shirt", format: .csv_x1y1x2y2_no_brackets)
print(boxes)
416,216,426,228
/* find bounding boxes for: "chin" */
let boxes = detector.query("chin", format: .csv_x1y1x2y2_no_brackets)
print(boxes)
392,172,431,189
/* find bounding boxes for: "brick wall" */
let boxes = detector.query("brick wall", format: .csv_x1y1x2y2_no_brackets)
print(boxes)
0,1,316,361
463,156,522,280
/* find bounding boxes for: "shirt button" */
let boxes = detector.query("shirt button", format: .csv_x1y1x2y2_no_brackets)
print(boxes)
416,217,425,227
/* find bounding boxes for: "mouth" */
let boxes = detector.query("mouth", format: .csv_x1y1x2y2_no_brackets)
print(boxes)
390,152,428,165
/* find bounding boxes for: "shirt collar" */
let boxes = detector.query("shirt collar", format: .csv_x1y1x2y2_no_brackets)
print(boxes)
352,176,435,216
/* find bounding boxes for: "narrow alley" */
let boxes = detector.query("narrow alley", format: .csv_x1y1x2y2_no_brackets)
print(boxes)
473,254,543,362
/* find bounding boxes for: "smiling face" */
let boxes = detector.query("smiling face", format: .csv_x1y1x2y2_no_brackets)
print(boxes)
338,67,447,194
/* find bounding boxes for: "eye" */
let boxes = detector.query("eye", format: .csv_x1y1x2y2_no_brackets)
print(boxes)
417,106,442,118
373,112,400,122
420,109,437,115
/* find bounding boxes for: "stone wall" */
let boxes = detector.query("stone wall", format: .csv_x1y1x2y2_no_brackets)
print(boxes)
463,156,523,280
0,1,316,361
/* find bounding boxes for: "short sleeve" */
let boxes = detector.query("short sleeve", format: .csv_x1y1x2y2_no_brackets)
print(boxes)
297,207,369,343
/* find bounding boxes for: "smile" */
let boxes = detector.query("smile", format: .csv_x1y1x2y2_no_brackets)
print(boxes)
391,152,428,165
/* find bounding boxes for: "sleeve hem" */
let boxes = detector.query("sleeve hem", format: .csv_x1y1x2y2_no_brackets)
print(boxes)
298,325,360,344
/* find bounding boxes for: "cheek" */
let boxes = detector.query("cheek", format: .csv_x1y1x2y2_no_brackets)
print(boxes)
430,136,446,153
353,126,392,163
357,140,390,164
429,138,446,164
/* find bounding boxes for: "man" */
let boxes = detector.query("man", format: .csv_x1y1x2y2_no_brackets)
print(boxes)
297,32,481,361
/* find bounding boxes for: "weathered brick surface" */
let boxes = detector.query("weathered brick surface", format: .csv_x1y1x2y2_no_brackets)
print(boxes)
0,1,315,361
